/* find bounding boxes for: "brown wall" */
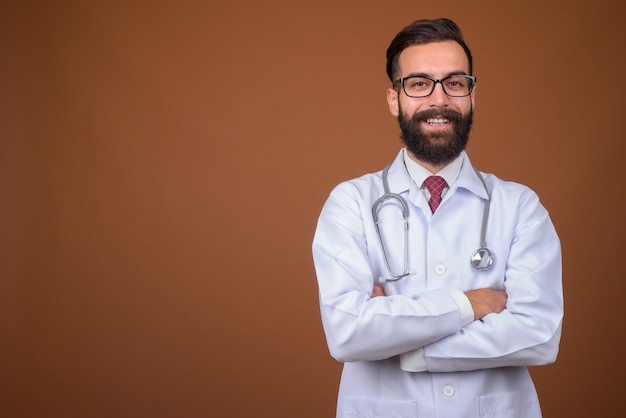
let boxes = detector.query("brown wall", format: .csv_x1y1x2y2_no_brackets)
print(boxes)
1,1,624,417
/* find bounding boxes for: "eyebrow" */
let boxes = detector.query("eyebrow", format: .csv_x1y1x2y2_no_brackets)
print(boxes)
402,70,469,79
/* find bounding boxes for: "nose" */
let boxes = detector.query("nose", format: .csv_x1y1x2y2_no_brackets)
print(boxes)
427,81,450,107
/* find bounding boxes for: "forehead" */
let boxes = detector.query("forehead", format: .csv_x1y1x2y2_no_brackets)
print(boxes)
397,40,470,77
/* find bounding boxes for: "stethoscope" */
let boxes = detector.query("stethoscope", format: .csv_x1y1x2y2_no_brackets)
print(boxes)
372,163,493,284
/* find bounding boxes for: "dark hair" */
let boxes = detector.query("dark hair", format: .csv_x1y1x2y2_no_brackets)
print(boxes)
386,18,473,82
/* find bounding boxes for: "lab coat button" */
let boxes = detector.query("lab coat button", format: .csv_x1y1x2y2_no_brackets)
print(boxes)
442,385,456,397
435,264,446,275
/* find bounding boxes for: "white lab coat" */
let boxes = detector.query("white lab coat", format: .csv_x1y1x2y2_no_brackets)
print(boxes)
312,150,563,418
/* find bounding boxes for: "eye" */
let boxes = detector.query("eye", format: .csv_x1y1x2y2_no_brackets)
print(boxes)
405,77,431,90
445,76,469,90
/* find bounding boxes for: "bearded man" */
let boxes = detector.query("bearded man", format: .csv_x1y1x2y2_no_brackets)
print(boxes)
312,18,563,418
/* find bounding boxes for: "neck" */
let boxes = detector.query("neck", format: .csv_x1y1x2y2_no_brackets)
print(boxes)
406,150,449,174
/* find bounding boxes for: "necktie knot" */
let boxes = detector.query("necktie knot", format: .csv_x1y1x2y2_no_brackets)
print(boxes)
423,176,447,213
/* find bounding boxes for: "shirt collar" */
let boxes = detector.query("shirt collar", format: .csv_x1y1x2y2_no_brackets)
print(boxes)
403,149,464,189
385,149,489,201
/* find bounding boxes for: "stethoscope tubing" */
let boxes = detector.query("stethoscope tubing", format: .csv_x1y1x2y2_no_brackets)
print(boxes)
372,165,410,279
373,162,493,282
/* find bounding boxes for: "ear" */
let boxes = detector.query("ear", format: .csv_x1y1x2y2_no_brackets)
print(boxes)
386,87,400,117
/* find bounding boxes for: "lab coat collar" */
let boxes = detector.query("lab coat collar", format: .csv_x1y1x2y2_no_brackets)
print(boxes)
455,152,490,200
384,149,413,194
385,149,489,200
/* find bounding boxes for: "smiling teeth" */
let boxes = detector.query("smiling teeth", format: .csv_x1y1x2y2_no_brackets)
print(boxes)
427,118,448,125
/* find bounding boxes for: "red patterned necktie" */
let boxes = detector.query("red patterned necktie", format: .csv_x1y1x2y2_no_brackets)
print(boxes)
423,176,447,213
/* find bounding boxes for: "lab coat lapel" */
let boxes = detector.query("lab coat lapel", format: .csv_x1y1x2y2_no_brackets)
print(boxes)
385,150,431,215
384,150,411,195
455,153,490,200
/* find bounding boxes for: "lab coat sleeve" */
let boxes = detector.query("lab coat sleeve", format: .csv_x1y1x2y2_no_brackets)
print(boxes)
313,182,470,363
423,187,563,372
400,288,474,372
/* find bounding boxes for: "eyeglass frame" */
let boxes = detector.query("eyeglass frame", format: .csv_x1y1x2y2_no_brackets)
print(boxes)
393,74,477,98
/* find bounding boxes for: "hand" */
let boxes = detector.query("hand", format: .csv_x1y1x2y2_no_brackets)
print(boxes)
465,288,507,320
371,284,385,298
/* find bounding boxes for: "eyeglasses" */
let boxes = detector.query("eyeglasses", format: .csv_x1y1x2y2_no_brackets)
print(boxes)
394,74,476,98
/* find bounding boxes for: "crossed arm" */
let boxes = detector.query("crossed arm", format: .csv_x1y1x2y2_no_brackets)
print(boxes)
372,285,507,321
314,183,562,369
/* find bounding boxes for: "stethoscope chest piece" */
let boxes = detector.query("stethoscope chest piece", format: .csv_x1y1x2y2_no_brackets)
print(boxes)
471,247,493,270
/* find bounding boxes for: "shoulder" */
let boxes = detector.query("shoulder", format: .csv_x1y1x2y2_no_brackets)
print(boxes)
481,171,538,200
323,170,384,212
332,170,382,193
482,172,553,225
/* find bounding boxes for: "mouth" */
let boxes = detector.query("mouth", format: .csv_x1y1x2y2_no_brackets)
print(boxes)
426,118,450,126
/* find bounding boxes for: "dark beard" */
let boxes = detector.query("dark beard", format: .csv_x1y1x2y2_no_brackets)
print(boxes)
398,106,473,166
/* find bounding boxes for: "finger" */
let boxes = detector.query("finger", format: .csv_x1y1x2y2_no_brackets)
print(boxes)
371,285,385,298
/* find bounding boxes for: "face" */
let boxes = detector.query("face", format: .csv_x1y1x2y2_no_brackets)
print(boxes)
386,41,476,168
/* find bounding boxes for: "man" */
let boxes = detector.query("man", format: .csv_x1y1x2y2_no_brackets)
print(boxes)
312,18,563,418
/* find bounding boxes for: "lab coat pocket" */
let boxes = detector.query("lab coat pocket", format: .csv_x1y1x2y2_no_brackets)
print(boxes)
476,386,540,417
342,396,418,417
